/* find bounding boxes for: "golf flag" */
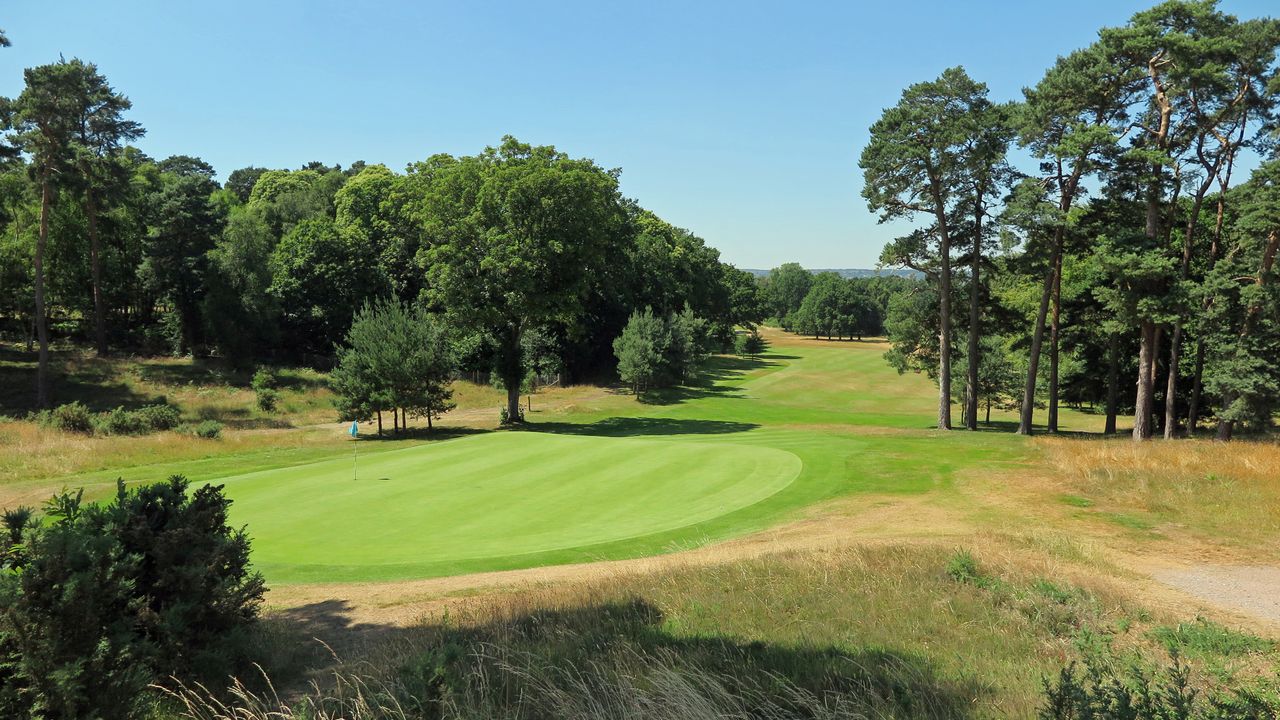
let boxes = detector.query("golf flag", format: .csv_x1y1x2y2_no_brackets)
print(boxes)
349,420,358,438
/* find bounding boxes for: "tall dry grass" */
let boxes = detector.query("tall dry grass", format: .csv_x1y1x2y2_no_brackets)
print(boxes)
1038,436,1280,548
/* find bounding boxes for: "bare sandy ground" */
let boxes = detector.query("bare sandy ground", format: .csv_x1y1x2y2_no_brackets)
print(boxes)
1151,565,1280,625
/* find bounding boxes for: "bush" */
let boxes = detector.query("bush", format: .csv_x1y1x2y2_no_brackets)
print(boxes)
0,478,265,719
252,367,281,413
192,420,224,439
1041,651,1280,719
94,404,182,435
499,406,524,425
255,387,280,413
35,401,94,433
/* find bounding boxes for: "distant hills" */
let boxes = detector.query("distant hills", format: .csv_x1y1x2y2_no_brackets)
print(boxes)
744,267,922,280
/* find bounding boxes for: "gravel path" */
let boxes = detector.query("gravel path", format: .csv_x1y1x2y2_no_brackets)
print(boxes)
1153,565,1280,625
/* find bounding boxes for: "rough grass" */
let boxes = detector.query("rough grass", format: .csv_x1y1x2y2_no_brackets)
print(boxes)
165,543,1279,719
1039,436,1280,550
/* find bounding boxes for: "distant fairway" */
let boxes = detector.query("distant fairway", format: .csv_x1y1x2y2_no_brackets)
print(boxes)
223,432,800,583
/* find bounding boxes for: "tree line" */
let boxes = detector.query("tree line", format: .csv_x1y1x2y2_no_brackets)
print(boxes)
858,0,1280,441
0,52,764,422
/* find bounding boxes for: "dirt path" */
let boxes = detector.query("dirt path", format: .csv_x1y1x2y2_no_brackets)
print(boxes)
1150,565,1280,625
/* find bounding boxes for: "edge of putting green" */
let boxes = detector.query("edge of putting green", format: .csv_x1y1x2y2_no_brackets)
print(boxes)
222,432,803,585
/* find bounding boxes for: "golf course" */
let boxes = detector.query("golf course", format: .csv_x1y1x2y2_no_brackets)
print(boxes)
201,330,1027,585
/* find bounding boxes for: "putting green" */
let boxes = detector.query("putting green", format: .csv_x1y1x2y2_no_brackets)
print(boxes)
222,432,800,584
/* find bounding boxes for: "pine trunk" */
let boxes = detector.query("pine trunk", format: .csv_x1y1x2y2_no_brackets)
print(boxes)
1047,252,1062,433
1105,334,1119,435
35,177,52,409
965,208,981,431
1133,321,1156,440
87,188,108,357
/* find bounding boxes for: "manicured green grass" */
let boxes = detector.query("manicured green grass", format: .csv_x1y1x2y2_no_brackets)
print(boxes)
213,335,1052,585
226,433,800,583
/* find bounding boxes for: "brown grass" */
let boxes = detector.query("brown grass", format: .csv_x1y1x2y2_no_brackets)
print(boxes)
1038,436,1280,554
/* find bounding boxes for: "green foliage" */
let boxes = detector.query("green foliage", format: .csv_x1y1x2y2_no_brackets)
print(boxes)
614,307,667,393
269,217,388,355
34,401,93,433
613,307,711,394
251,367,280,412
736,329,767,358
1040,651,1280,720
191,419,223,439
419,137,629,419
332,299,457,430
93,403,181,435
1152,618,1273,659
0,477,264,719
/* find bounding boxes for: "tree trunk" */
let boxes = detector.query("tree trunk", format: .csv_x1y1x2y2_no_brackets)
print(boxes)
1162,325,1182,439
1047,251,1062,433
34,176,52,409
1018,237,1060,435
1105,333,1119,435
965,206,981,431
1187,340,1207,435
86,188,108,357
502,324,524,423
376,409,383,435
393,408,399,434
936,219,953,431
427,412,432,431
1133,321,1156,440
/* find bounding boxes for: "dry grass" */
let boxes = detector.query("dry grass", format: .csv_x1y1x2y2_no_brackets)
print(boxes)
1038,436,1280,552
168,541,1280,719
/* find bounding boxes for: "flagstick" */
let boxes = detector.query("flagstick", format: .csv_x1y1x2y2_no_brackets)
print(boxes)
352,439,358,481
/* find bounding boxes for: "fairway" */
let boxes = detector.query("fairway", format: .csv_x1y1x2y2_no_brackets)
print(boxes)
223,432,800,583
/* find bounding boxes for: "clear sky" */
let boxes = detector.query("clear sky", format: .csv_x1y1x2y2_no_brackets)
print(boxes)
2,1,1275,268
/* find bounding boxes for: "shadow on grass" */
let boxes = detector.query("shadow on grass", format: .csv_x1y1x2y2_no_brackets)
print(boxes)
627,353,788,407
265,597,982,718
0,362,162,417
355,426,491,443
526,416,759,438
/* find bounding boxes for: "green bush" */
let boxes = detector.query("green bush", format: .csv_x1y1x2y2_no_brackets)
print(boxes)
191,420,224,439
35,401,94,434
250,367,279,392
1152,618,1273,658
134,403,181,431
1041,651,1280,719
0,478,265,719
252,367,281,413
93,404,182,436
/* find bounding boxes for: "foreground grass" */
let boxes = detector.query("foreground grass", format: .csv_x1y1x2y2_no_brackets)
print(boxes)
166,543,1279,719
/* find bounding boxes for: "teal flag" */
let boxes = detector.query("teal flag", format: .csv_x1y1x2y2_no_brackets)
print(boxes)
349,420,358,437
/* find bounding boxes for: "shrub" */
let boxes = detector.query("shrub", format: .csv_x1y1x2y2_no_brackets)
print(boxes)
94,404,182,435
252,367,281,413
499,406,524,425
35,401,94,434
1040,651,1280,719
1152,618,1273,658
135,403,181,431
0,478,265,719
192,420,224,439
255,387,280,413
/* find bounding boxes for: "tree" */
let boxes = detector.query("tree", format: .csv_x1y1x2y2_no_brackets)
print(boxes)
420,137,629,422
1013,40,1138,435
331,300,456,432
142,159,223,354
861,67,999,430
765,262,812,327
613,307,666,393
269,217,386,356
224,166,268,203
65,59,143,357
5,61,83,406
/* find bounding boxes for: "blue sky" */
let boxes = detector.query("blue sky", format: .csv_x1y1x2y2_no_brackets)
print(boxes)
2,1,1275,268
